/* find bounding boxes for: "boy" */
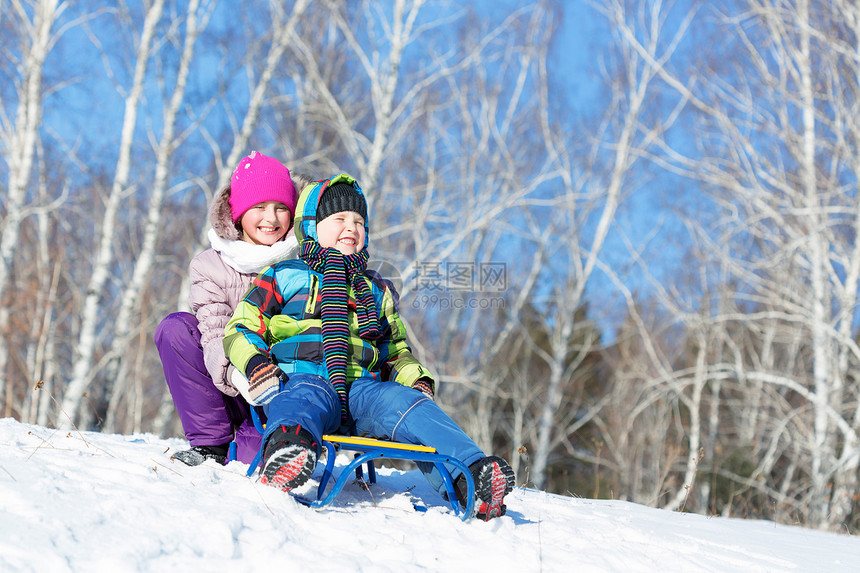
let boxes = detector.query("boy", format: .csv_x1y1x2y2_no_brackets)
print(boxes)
224,174,515,520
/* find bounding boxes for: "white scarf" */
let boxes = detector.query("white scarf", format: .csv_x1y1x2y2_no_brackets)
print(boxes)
208,228,299,275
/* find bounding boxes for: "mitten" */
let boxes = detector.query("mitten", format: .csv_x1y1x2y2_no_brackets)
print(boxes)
245,357,286,405
411,378,435,399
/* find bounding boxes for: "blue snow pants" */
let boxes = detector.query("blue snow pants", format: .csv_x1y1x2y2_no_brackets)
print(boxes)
262,373,485,496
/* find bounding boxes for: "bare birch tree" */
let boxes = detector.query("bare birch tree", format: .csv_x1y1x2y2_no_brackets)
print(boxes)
0,0,68,417
101,0,215,432
60,0,166,429
616,0,860,529
516,0,699,491
706,0,860,530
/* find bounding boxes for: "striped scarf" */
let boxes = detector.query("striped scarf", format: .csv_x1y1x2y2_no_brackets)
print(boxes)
300,240,380,422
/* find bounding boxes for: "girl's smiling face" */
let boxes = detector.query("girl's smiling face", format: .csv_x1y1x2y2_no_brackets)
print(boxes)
240,201,292,245
316,210,365,255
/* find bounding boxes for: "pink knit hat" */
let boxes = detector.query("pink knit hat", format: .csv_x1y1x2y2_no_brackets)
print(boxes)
228,151,297,223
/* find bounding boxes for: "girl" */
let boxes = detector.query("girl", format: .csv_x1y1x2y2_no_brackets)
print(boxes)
155,151,313,465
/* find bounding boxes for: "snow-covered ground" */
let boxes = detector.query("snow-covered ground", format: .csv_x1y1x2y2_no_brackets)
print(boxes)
1,417,858,572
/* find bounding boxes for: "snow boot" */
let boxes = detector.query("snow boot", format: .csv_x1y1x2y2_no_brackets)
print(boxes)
260,425,318,491
456,456,515,520
170,444,229,466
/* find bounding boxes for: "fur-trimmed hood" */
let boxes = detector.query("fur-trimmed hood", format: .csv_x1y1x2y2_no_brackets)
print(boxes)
209,186,241,240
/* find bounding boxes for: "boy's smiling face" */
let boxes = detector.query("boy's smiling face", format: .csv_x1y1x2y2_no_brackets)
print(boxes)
316,210,365,255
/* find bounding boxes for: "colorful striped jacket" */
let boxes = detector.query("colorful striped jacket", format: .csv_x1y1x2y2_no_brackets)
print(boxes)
223,174,432,389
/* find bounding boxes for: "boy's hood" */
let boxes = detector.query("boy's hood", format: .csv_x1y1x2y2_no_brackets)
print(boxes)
294,174,370,250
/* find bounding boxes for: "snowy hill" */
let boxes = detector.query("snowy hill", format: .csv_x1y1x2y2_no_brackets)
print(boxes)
1,418,858,572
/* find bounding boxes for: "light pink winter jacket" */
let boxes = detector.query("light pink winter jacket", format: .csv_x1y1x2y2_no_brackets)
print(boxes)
188,181,306,396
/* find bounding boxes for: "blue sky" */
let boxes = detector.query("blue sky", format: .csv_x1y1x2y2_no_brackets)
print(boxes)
29,0,692,342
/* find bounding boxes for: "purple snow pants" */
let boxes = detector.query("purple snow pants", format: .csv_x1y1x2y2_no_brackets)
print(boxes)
154,312,261,464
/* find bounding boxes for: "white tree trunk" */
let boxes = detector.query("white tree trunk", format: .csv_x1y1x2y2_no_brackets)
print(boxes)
103,0,209,432
60,0,166,429
795,0,834,528
823,0,860,529
663,332,706,511
532,359,567,489
0,0,62,417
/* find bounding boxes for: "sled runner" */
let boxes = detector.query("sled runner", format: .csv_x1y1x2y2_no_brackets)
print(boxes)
232,409,476,520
